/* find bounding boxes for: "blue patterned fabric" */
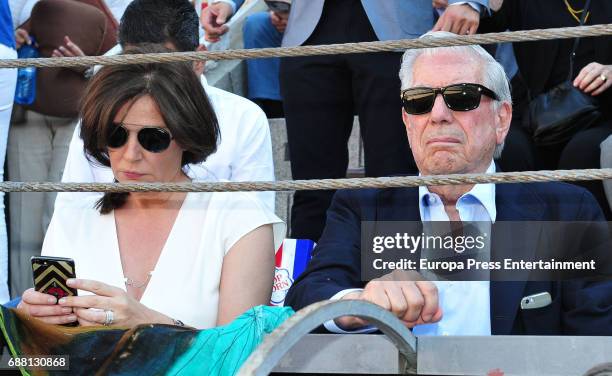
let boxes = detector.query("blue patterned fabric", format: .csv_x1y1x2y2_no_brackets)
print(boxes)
0,305,294,375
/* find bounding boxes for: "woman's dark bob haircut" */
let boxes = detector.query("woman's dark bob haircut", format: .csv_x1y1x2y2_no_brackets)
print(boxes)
80,43,219,169
80,44,219,213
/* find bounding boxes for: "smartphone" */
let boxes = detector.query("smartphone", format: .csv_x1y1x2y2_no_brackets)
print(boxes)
31,256,78,302
520,292,552,310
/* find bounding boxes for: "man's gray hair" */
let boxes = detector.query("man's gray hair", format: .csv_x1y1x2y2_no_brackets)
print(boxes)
399,31,512,159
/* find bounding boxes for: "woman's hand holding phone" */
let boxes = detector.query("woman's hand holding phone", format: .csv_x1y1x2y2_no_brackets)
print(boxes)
17,288,77,325
58,279,170,328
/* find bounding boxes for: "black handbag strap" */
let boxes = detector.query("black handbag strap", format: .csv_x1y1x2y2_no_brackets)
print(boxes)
568,0,592,80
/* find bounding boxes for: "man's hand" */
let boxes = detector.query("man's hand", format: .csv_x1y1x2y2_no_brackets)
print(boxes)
335,270,442,330
201,2,234,42
15,28,31,50
269,11,289,33
433,3,480,35
573,62,612,96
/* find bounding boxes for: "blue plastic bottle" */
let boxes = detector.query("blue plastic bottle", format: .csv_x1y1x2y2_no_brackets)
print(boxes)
14,37,38,105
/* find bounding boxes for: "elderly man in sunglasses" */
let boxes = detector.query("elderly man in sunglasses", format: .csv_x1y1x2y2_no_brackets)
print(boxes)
284,31,612,335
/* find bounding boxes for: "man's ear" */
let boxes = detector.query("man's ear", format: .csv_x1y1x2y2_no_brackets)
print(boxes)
495,101,512,146
402,108,414,147
402,109,412,132
193,44,207,76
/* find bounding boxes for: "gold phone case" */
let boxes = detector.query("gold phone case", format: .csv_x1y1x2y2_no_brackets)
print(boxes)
31,256,77,300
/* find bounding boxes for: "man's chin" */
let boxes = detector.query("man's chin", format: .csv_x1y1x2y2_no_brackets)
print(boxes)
420,157,466,176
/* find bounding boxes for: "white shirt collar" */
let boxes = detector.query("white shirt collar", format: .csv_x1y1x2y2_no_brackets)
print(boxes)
418,160,497,222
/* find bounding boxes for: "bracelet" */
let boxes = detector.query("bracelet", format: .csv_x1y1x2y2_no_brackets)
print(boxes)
172,318,185,327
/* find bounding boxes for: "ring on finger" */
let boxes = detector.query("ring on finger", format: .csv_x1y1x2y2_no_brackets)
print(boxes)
103,309,114,326
600,74,608,82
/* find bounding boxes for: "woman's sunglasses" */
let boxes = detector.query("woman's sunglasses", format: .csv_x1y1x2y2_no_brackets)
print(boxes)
401,83,499,115
107,123,174,153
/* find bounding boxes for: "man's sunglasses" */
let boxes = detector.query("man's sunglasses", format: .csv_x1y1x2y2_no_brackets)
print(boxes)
107,123,174,153
401,83,499,115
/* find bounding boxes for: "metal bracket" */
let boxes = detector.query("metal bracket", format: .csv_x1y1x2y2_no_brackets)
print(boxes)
237,300,417,376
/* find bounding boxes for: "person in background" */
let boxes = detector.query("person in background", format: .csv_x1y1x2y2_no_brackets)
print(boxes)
101,0,132,23
8,0,117,298
241,5,287,118
17,45,285,329
435,0,537,174
7,0,36,30
200,0,287,118
479,0,612,219
57,0,275,216
203,0,488,243
0,0,17,303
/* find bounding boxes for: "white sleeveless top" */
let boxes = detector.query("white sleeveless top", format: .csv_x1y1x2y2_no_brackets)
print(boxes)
42,191,285,329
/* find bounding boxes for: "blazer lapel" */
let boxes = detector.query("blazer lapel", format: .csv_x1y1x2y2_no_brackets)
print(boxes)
376,187,421,222
490,183,546,334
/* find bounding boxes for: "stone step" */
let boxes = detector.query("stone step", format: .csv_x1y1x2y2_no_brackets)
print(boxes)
268,117,364,228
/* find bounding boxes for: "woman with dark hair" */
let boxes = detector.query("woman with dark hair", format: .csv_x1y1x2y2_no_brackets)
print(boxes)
16,46,285,329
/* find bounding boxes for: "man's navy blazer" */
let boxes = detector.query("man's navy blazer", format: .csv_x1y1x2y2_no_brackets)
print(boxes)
285,181,612,335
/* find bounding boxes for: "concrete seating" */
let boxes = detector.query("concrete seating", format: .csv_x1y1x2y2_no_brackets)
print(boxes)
268,117,364,227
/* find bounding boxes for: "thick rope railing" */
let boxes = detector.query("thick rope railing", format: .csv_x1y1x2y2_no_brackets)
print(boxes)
237,300,418,376
1,24,612,69
0,24,610,193
0,168,610,193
